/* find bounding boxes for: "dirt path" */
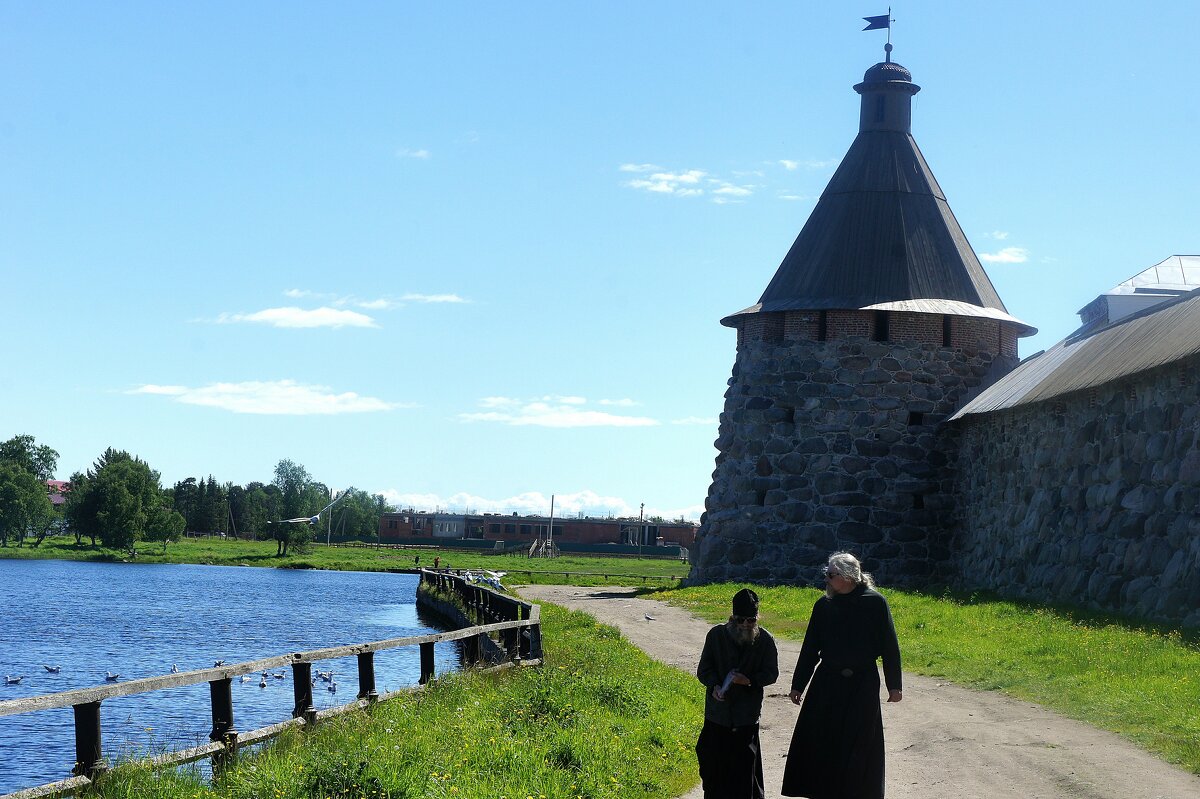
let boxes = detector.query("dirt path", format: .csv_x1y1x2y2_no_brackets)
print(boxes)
517,585,1200,799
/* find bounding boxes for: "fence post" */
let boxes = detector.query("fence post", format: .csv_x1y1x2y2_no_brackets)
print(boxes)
463,633,480,666
529,622,543,660
518,603,533,659
72,701,104,779
209,677,238,772
357,652,378,702
292,662,316,723
419,641,435,684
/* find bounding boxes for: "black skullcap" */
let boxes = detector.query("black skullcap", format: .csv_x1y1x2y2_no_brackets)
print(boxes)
732,588,759,617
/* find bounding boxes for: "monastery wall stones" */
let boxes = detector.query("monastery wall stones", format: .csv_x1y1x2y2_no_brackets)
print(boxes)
951,356,1200,628
691,332,1015,587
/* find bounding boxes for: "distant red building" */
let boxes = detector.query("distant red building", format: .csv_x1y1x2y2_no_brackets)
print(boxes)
378,510,696,548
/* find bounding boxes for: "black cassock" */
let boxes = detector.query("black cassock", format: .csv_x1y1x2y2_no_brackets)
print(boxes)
781,585,902,799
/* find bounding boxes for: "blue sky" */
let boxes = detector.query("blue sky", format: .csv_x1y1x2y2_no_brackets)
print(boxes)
3,2,1198,521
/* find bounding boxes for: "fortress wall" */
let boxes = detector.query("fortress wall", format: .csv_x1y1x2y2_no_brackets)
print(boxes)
952,356,1200,627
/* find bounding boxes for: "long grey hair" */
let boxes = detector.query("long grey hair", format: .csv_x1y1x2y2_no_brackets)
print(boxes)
825,551,875,597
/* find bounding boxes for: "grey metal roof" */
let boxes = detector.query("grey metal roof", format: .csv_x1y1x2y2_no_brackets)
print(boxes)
950,287,1200,420
723,61,1033,336
1104,254,1200,296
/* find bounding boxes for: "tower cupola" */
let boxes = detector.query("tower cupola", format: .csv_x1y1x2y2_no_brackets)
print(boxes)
854,45,920,133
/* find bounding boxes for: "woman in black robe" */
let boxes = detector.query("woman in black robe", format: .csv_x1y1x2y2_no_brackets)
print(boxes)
782,552,903,799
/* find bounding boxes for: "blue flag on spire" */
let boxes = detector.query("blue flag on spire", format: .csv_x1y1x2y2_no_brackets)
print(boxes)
862,14,890,31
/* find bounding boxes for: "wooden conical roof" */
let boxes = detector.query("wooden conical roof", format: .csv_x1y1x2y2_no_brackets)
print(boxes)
724,58,1033,335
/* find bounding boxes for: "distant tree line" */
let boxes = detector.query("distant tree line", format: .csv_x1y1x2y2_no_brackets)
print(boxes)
0,433,395,555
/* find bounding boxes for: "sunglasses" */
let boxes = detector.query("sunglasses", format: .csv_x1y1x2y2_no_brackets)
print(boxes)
732,615,757,625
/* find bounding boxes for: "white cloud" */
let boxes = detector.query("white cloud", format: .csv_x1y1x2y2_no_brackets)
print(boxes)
401,293,468,304
215,306,377,329
598,398,638,407
979,247,1030,264
671,416,717,426
711,182,753,197
459,396,658,428
130,380,404,415
984,230,1010,240
619,163,663,173
625,168,709,196
354,298,402,310
777,158,834,170
376,488,702,522
396,148,430,159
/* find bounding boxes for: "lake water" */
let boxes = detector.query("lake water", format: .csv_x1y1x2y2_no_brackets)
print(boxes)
0,559,459,794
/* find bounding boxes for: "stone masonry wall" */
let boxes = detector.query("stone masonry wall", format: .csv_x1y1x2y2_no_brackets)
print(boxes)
951,357,1200,628
690,333,1014,587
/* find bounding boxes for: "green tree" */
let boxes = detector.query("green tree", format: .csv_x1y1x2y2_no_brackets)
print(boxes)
145,506,186,551
64,451,169,550
0,463,55,547
271,460,321,555
0,434,59,482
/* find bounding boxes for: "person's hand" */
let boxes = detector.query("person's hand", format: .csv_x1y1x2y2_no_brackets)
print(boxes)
712,686,726,702
729,670,751,687
887,689,902,703
788,690,803,705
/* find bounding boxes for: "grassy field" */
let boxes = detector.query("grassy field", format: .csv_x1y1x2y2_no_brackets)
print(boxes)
654,582,1200,774
87,603,704,799
0,536,688,586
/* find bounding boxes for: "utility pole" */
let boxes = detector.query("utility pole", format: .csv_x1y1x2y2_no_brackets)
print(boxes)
638,502,644,558
547,494,555,557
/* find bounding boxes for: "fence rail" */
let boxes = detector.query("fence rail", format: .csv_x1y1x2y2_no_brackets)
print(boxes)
0,569,540,799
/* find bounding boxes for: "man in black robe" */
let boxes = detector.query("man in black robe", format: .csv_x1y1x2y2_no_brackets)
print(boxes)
782,552,902,799
695,587,780,799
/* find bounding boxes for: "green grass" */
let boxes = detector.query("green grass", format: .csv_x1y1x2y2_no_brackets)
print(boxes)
652,582,1200,774
0,537,687,586
86,604,703,799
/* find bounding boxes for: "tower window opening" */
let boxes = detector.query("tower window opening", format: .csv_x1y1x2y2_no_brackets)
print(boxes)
907,411,925,427
872,310,889,342
818,310,828,342
755,489,768,506
912,494,925,510
782,405,795,424
942,316,952,346
874,95,886,123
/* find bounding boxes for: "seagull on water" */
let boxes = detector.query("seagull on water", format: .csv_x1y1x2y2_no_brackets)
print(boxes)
240,674,251,683
213,660,226,667
4,675,23,685
259,676,267,688
104,672,120,682
170,664,179,673
327,681,337,693
43,665,62,673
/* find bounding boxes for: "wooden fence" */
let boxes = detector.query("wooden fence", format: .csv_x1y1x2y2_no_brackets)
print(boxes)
0,570,540,799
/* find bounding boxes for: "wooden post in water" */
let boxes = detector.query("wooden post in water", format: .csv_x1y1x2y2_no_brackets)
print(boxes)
208,677,238,771
72,701,104,779
291,662,315,723
356,652,378,702
419,641,435,684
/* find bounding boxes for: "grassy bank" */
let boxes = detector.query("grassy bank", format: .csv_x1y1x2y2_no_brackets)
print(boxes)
87,603,703,799
655,582,1200,774
0,537,687,586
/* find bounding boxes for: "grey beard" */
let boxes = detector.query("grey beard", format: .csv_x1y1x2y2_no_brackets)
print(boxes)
727,621,760,645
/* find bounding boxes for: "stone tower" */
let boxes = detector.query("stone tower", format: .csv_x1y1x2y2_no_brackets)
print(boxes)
690,48,1035,587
